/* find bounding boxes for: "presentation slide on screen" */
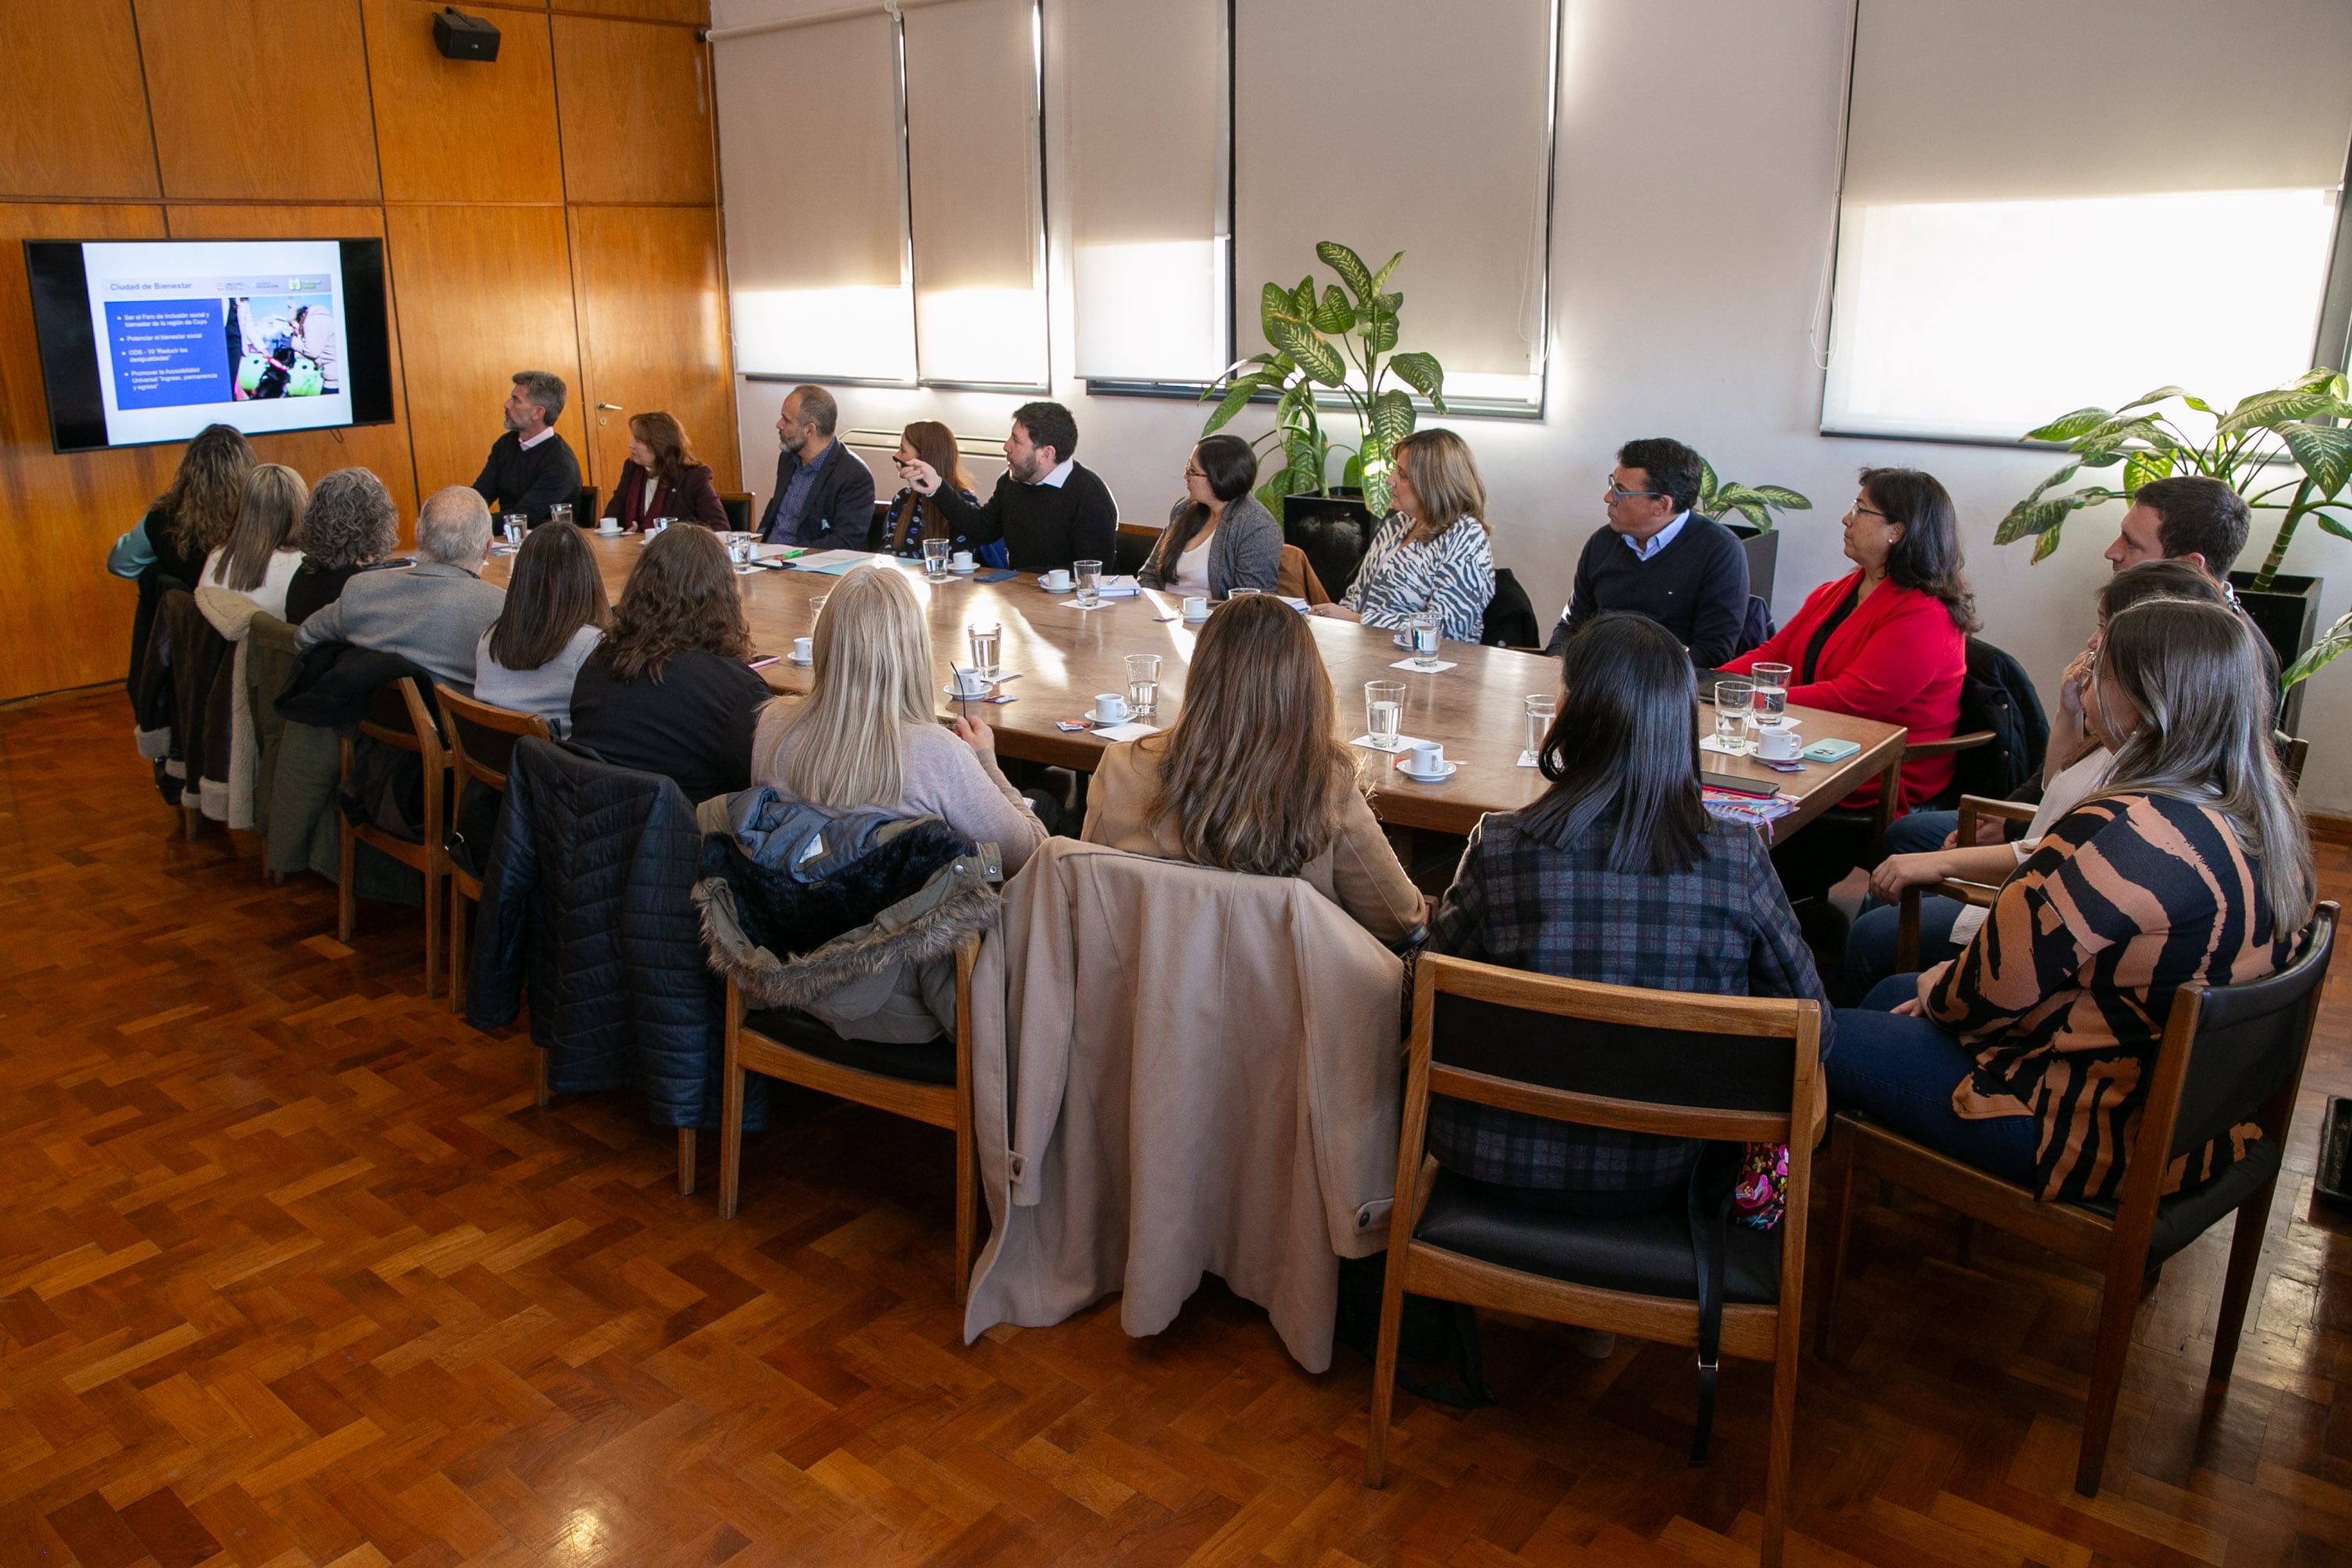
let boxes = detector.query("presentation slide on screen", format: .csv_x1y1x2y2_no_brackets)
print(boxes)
82,240,355,447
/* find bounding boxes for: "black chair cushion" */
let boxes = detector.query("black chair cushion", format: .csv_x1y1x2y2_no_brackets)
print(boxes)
1412,1169,1781,1304
2068,1134,2285,1264
741,1007,956,1087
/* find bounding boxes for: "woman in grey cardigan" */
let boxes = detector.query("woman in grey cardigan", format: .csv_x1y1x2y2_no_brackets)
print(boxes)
1138,434,1283,598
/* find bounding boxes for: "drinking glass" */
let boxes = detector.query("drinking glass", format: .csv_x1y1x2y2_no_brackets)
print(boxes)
1125,653,1161,718
1713,680,1754,753
1366,681,1406,750
549,503,575,528
1522,694,1556,767
1073,559,1103,610
1750,662,1791,729
650,515,673,534
502,514,526,547
1406,612,1442,670
924,536,952,581
967,621,1001,682
727,536,752,568
808,593,829,626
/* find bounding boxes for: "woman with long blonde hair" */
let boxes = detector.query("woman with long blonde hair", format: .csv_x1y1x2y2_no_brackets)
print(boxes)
201,463,310,619
753,563,1045,870
1082,594,1423,939
1308,426,1495,643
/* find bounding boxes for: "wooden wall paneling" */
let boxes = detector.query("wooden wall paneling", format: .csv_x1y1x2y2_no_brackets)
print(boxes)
0,2,160,199
364,0,564,205
568,204,739,491
135,0,383,202
0,205,176,702
558,0,710,24
552,16,717,205
383,205,583,500
162,205,419,523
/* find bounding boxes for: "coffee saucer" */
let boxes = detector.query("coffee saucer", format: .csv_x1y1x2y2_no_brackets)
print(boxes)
942,682,996,699
948,562,978,575
787,654,812,666
1398,760,1457,782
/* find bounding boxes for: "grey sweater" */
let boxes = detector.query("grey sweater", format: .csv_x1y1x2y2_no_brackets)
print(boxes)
474,624,604,738
1136,494,1283,598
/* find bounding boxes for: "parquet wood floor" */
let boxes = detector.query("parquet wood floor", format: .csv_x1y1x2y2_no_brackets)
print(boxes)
7,691,2352,1567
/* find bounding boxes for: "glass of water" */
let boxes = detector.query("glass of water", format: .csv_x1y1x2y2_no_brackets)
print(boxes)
728,535,753,568
1366,681,1406,750
967,621,1001,682
1406,612,1442,670
1073,559,1104,610
549,503,574,528
502,514,527,547
1522,693,1556,766
650,515,673,534
1125,653,1161,718
808,593,829,626
1750,662,1791,729
1713,679,1754,753
924,536,952,581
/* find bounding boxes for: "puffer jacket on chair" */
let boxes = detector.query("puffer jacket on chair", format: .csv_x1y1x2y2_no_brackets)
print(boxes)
466,737,742,1131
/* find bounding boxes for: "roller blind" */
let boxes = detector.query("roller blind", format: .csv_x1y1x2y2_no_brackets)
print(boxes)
1235,0,1555,408
1066,0,1229,383
902,0,1049,390
714,13,915,383
1824,0,2352,441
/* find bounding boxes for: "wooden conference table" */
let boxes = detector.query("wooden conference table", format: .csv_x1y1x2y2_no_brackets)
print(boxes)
494,535,1906,841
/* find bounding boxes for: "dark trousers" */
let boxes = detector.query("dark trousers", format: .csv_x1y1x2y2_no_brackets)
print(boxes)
1826,975,2038,1185
1835,894,1966,1006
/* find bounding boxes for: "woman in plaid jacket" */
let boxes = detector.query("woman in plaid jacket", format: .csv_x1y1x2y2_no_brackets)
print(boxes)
1425,613,1832,1212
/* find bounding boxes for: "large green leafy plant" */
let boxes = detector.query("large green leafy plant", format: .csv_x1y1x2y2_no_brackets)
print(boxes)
1200,241,1446,516
1696,456,1811,532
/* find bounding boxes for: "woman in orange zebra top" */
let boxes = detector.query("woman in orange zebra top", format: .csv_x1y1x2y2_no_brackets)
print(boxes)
1829,597,2314,1202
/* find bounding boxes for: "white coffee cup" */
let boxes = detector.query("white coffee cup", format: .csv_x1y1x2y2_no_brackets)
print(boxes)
1043,568,1073,592
1181,596,1210,622
1092,692,1131,724
952,550,975,570
791,636,812,662
1759,727,1802,761
953,666,989,696
1406,741,1446,777
596,517,621,535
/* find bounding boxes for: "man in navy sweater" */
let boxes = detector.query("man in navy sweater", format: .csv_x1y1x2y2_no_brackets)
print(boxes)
1544,437,1749,666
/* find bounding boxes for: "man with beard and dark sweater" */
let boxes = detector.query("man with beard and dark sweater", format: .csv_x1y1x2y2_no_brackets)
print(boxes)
1544,436,1749,666
472,370,583,526
900,401,1118,572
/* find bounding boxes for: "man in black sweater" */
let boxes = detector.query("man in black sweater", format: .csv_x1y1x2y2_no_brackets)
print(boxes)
1544,436,1749,666
902,401,1117,572
473,370,584,526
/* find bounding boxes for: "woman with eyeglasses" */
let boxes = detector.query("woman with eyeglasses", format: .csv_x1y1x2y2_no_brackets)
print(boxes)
1719,466,1973,905
1830,597,2313,1203
1136,434,1281,599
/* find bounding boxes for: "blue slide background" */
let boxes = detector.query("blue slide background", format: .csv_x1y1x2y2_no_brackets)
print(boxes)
106,299,233,410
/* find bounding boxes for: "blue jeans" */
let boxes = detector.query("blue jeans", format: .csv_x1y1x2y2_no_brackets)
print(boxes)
1881,809,1956,858
1835,895,1965,1006
1827,976,2038,1185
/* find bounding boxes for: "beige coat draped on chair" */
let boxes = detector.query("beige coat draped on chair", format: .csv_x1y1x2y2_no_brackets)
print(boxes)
961,838,1403,1371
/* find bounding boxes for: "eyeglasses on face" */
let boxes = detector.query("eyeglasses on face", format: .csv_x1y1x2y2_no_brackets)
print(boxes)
1183,466,1207,479
1845,503,1891,522
1605,475,1664,501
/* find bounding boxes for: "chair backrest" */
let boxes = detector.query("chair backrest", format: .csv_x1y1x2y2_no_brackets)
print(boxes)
1734,594,1776,660
1417,953,1820,1146
2279,733,2310,794
1945,637,2049,804
1274,544,1330,606
1479,567,1541,648
1113,523,1161,576
436,684,553,793
575,485,600,522
1280,495,1378,600
2163,902,2336,1161
359,676,444,765
719,492,753,531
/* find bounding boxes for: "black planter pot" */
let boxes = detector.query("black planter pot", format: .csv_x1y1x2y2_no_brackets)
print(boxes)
1723,522,1780,606
2228,571,2322,735
1282,489,1380,601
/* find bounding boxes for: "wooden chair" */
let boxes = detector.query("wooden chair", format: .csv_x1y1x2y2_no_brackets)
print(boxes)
1113,523,1162,577
720,936,985,1301
1893,792,2031,971
1366,954,1822,1568
1274,543,1331,606
337,677,452,998
1867,727,1996,851
1817,903,2337,1497
433,686,551,1024
718,492,754,532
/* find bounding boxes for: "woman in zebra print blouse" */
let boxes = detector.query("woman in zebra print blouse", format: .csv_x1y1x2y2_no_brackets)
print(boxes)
1310,428,1495,644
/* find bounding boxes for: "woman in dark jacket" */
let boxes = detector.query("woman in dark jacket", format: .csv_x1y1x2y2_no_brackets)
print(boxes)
1426,612,1831,1216
284,468,404,626
600,411,728,531
875,419,996,565
108,423,256,585
568,522,770,803
1137,434,1282,599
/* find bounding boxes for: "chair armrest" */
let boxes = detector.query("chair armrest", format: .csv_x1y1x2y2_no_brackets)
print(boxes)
1933,878,2002,909
1957,793,2035,850
1903,729,1994,761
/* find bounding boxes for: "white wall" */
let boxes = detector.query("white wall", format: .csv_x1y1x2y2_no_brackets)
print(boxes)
715,0,2352,811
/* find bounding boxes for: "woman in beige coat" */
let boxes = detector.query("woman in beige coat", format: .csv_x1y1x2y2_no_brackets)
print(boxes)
1080,594,1425,942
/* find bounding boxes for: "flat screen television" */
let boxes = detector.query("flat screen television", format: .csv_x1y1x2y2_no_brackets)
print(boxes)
24,238,397,454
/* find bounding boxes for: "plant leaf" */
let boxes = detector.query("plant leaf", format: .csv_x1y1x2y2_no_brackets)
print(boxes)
1697,457,1720,509
1370,252,1404,295
1201,378,1258,434
1369,388,1417,448
2031,521,2066,562
1292,275,1318,316
1389,350,1445,401
2026,407,2113,443
1316,241,1375,303
2281,421,2352,499
1994,494,2083,546
2281,606,2352,691
2315,510,2352,543
1263,308,1346,387
2122,447,2174,493
1750,484,1811,510
1311,284,1356,336
1362,305,1399,355
2114,385,2187,415
2218,387,2342,435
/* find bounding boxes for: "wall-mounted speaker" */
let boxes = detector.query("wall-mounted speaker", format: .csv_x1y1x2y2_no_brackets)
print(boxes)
433,6,500,62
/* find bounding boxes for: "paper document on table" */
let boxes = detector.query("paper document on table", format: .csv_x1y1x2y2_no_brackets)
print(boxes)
786,549,877,575
1090,721,1160,742
1348,734,1425,753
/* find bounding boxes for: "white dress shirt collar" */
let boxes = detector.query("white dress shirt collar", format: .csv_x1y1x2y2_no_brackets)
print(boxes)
1623,509,1690,561
1035,456,1076,489
517,425,557,452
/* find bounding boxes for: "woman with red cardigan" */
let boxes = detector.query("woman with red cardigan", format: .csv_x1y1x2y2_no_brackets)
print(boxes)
1721,466,1974,903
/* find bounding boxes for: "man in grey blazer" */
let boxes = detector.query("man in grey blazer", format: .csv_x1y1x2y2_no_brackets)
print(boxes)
297,486,506,689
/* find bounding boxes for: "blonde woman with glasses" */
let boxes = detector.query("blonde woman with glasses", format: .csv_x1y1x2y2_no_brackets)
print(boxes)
1308,427,1495,643
752,564,1046,874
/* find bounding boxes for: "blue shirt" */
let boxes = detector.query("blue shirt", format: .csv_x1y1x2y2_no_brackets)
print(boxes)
770,440,839,543
1622,510,1690,561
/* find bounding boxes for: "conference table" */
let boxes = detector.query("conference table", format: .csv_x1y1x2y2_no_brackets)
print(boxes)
499,535,1907,842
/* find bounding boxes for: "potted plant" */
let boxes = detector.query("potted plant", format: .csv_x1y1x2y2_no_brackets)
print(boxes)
1996,368,2352,731
1696,456,1811,606
1200,243,1446,593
